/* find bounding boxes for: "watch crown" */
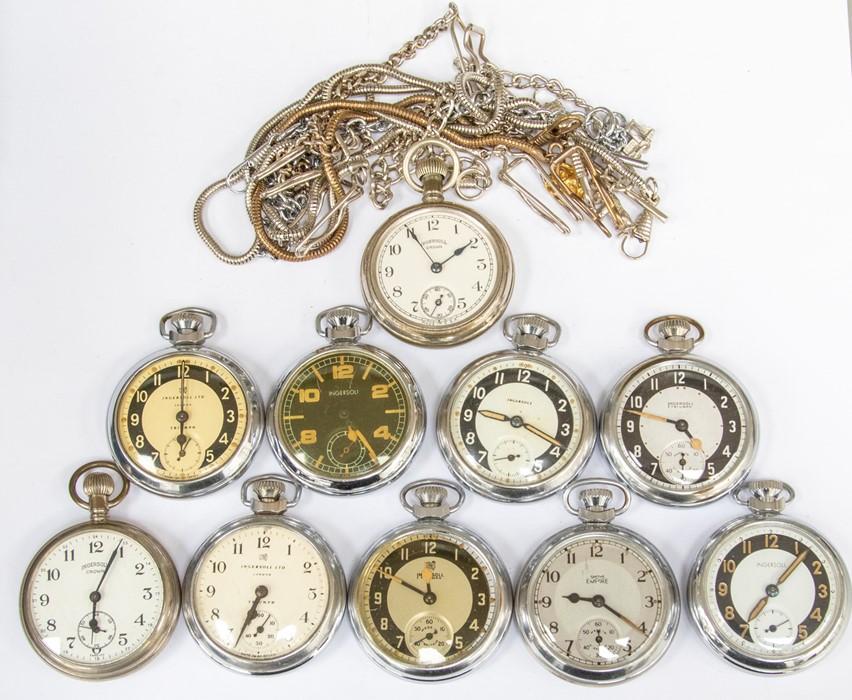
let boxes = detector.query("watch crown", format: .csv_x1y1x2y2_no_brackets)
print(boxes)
252,479,283,502
242,474,301,515
503,313,561,352
578,487,617,523
658,316,691,339
160,307,217,347
83,472,115,499
316,305,372,343
414,484,448,508
414,154,449,183
737,479,794,514
645,314,704,353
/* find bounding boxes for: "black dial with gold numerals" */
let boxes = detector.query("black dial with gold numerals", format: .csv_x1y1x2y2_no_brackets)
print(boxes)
273,350,411,480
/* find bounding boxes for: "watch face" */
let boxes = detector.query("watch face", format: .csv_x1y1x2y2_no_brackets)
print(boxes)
697,520,845,663
610,358,754,497
189,522,330,662
114,353,249,482
365,204,511,336
353,530,502,671
444,355,591,492
22,527,172,671
526,533,673,671
272,349,416,484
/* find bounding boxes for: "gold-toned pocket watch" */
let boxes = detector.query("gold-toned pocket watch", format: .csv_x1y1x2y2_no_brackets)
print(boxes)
20,462,180,679
361,139,514,346
108,307,264,497
267,306,425,495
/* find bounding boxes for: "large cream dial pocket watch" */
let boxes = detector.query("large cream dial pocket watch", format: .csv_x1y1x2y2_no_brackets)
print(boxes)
20,462,180,679
601,315,758,506
361,138,514,346
348,479,512,681
515,479,679,685
437,313,596,502
108,307,264,498
182,475,346,674
688,480,849,675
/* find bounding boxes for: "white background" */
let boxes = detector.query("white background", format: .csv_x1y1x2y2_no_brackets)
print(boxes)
1,1,850,697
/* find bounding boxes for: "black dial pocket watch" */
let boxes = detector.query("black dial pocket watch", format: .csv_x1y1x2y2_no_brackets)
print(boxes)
437,313,596,502
20,462,180,679
108,307,264,498
601,315,758,506
688,479,849,674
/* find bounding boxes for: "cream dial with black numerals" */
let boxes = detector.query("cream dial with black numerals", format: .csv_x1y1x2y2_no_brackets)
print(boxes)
189,523,330,660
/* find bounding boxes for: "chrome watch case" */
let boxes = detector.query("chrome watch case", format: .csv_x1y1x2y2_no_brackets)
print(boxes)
107,307,264,498
182,475,346,675
688,480,850,675
600,315,758,507
267,306,426,495
515,479,680,685
437,314,596,502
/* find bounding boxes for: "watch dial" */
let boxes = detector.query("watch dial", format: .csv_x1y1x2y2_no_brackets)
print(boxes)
191,523,330,660
615,360,751,491
372,206,501,328
115,354,249,481
703,522,841,658
25,529,167,665
448,357,587,486
355,532,498,667
274,350,412,480
530,536,669,668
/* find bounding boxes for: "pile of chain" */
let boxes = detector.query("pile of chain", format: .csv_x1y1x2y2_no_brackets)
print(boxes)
193,3,666,263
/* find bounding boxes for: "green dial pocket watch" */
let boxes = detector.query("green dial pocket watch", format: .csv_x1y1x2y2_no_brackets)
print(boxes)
267,305,425,495
688,480,849,674
437,313,596,502
108,307,264,498
183,475,346,674
515,479,679,685
20,462,181,679
349,479,512,681
361,139,514,346
601,315,758,506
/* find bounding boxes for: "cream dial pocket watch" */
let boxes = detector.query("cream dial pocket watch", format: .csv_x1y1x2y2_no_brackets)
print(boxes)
601,315,758,506
20,462,180,679
361,139,514,346
267,305,425,495
688,480,849,674
515,479,679,685
183,475,346,674
438,313,596,502
349,479,512,681
108,307,264,497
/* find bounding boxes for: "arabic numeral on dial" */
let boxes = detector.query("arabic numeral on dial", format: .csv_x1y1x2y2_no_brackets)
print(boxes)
644,595,657,608
626,419,635,433
118,633,128,646
220,386,230,400
45,619,56,631
728,420,738,433
210,561,227,574
476,258,486,270
308,588,318,600
303,561,313,572
549,621,559,634
673,371,685,385
233,542,243,555
257,535,271,549
539,596,552,608
650,377,659,391
46,568,60,581
388,244,402,255
63,549,75,561
637,569,648,582
557,399,568,412
544,569,560,583
384,266,394,277
135,562,145,575
629,396,643,409
38,594,49,606
457,297,467,309
134,614,145,626
560,423,571,436
473,281,483,292
205,585,216,597
424,541,437,554
590,543,603,557
462,408,474,421
494,371,505,385
465,431,476,445
142,587,153,600
517,369,531,383
210,608,220,619
427,218,439,231
392,285,403,298
477,450,487,463
473,386,486,400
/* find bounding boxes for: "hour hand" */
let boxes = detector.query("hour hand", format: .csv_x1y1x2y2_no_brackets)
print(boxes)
478,409,509,422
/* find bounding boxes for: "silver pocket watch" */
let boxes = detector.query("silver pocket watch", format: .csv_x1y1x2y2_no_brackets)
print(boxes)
688,479,849,675
20,462,181,679
182,475,346,674
601,315,758,506
437,313,596,502
515,479,679,685
267,305,425,495
348,479,513,681
361,138,514,346
108,307,264,498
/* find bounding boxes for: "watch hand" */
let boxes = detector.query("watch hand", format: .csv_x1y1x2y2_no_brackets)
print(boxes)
436,239,474,266
255,614,271,635
354,429,379,463
235,585,268,648
625,410,704,451
89,538,123,625
407,229,437,265
478,409,509,422
563,593,648,637
747,549,809,621
176,361,189,458
380,570,429,597
521,422,566,450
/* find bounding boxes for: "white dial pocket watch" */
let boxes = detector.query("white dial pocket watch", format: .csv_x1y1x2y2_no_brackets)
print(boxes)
20,461,180,679
349,479,512,681
688,480,849,675
108,307,264,497
601,315,758,506
267,305,425,495
361,138,514,346
515,479,679,685
437,313,596,502
183,475,346,674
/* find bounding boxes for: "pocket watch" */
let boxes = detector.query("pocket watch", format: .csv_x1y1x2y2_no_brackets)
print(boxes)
437,313,596,502
688,479,849,674
515,479,679,685
361,139,514,346
20,461,180,679
267,305,425,495
183,475,346,674
108,307,264,497
348,479,513,681
600,315,758,506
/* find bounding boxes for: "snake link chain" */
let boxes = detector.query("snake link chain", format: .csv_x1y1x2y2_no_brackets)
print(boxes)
194,3,666,263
